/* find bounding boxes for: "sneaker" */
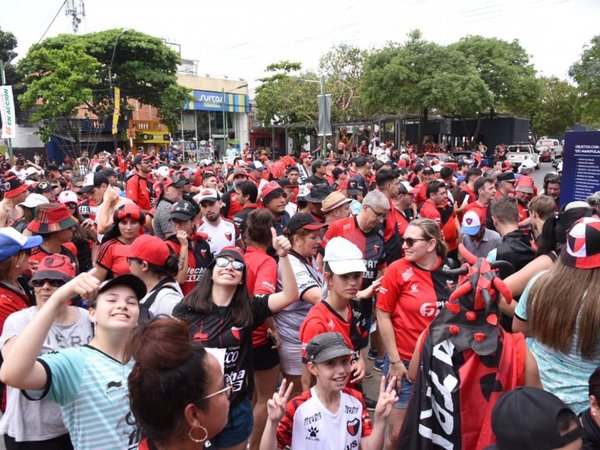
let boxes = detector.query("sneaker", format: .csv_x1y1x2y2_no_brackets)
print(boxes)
364,396,377,411
373,357,384,373
367,348,378,361
364,369,373,379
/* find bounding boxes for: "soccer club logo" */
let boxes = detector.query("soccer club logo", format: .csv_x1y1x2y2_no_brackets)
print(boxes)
374,244,379,253
225,231,232,241
466,217,473,225
346,418,360,436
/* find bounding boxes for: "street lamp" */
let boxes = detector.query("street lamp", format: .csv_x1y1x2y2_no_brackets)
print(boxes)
291,77,328,159
221,83,248,159
108,28,128,151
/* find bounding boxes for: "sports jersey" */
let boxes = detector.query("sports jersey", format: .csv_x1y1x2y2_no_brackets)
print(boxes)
233,203,258,239
321,216,386,290
0,283,31,333
125,173,152,211
276,387,373,450
376,257,456,361
299,300,369,362
220,190,243,219
0,307,92,442
198,217,237,255
166,234,213,296
245,246,277,347
173,296,272,406
34,345,139,450
275,251,322,344
419,199,442,229
95,238,131,278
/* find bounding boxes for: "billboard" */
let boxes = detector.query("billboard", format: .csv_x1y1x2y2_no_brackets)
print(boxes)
0,86,16,139
560,131,600,206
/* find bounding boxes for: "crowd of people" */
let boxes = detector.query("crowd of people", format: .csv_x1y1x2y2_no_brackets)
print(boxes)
0,140,595,450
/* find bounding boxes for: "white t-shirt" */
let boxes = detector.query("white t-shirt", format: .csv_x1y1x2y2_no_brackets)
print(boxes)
198,218,237,255
140,281,183,317
277,386,372,450
0,307,93,442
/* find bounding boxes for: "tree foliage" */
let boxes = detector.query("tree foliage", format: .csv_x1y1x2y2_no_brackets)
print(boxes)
319,44,368,122
17,29,190,143
570,35,600,128
531,77,580,137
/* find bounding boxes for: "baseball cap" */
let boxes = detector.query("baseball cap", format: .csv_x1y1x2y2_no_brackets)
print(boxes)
249,161,266,171
461,211,482,235
19,193,49,209
488,387,581,450
519,159,535,172
133,154,155,167
323,237,366,275
100,167,118,178
299,152,311,162
116,234,173,267
278,178,298,188
0,228,42,262
321,191,352,213
79,172,109,193
400,181,413,194
98,274,147,301
497,171,516,183
170,200,197,221
197,188,220,203
58,190,78,205
261,181,285,205
286,213,327,235
2,176,29,199
560,218,600,269
422,167,434,175
233,168,248,178
305,332,353,364
30,254,76,284
212,246,246,269
163,176,186,190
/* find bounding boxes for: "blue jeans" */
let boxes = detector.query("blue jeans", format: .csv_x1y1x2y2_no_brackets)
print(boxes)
383,356,414,409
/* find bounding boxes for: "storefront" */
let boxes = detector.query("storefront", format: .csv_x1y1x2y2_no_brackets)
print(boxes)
177,75,250,159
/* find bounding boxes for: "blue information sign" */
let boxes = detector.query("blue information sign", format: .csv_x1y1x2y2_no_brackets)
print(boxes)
560,131,600,206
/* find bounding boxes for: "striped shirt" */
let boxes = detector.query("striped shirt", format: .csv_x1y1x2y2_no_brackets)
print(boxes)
36,345,139,450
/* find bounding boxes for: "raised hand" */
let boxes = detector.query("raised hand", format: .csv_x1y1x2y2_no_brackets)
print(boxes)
374,376,399,420
266,378,294,424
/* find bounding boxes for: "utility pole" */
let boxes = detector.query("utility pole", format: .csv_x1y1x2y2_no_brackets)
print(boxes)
0,61,14,165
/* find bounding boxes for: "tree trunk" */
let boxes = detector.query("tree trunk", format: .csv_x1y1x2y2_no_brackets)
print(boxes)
417,107,428,154
472,112,482,149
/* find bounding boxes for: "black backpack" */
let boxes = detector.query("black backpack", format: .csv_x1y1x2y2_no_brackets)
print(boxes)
138,278,179,325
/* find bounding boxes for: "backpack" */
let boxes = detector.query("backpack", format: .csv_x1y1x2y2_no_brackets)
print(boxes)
138,278,179,325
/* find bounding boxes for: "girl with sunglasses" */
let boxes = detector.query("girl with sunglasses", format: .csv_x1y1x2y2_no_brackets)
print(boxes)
92,203,145,282
376,218,457,449
174,231,298,450
128,318,231,450
0,254,92,450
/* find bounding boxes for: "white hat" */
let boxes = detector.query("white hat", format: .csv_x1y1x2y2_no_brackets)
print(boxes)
19,193,49,209
24,167,40,177
461,211,482,235
196,188,220,203
520,159,535,172
155,165,170,179
323,237,366,275
58,190,78,204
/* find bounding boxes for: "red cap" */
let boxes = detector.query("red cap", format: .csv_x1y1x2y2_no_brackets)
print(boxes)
300,152,310,161
116,234,172,267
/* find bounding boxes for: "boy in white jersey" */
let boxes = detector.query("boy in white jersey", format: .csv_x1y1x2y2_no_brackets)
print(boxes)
260,332,398,450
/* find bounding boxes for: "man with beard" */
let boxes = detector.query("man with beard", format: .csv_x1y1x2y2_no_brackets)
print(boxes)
197,188,238,255
260,181,290,236
125,154,155,214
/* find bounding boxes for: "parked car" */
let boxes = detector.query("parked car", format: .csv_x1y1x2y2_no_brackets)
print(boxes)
506,144,540,170
535,138,563,160
424,152,458,171
451,150,475,167
538,147,552,162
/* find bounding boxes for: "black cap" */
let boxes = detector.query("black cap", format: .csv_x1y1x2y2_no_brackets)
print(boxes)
101,167,118,178
305,332,353,363
488,387,581,450
305,184,332,203
98,274,147,301
170,200,197,221
47,163,59,171
286,213,327,235
497,171,516,182
422,166,434,174
34,180,52,194
278,178,297,188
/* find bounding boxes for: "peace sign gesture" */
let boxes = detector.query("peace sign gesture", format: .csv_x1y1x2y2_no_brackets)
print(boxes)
374,376,399,420
266,378,294,424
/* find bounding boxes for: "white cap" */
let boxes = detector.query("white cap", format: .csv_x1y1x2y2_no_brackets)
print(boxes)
24,167,40,177
58,190,78,204
155,165,170,179
323,237,366,275
460,211,482,235
520,159,535,171
19,193,49,209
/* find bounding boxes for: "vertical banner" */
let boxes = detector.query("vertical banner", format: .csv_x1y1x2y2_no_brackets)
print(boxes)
560,131,600,206
112,87,121,135
0,86,16,139
317,94,332,136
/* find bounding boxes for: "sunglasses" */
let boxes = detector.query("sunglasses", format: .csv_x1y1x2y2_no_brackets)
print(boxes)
403,237,430,248
202,377,232,400
215,257,245,271
31,279,66,288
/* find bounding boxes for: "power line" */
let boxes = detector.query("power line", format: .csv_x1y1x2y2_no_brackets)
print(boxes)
37,0,68,45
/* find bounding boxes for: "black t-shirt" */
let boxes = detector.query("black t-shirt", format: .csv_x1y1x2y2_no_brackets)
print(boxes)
173,295,271,405
305,175,330,187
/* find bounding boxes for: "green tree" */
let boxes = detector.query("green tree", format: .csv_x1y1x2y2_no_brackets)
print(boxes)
254,61,320,152
17,29,191,153
0,27,24,117
531,77,580,136
362,30,493,150
570,35,600,128
319,44,368,122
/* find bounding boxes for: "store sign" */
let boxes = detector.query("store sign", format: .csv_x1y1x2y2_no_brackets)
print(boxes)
560,131,600,206
186,90,249,113
0,86,16,139
135,131,170,144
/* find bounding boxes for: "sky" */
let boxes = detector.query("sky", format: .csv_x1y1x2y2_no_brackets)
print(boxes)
1,0,599,95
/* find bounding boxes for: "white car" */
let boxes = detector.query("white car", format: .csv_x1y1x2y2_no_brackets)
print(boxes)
506,144,540,170
535,138,563,160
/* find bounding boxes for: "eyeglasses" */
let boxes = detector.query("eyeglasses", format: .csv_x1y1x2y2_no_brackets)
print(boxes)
31,279,66,288
215,257,245,271
203,377,232,400
367,205,388,220
403,237,430,248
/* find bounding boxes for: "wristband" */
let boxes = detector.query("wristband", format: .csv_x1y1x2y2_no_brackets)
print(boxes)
390,360,402,365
